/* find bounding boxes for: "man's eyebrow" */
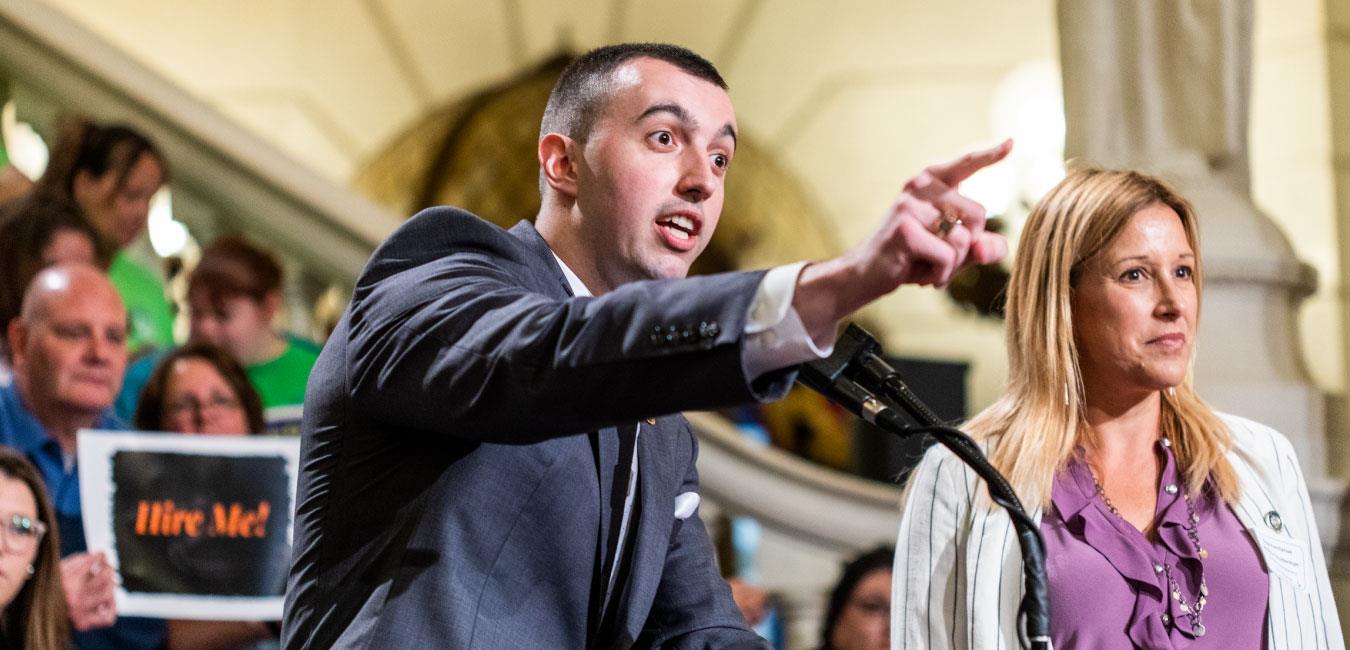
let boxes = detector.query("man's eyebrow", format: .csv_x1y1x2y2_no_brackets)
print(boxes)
637,103,690,124
636,103,738,149
720,124,738,150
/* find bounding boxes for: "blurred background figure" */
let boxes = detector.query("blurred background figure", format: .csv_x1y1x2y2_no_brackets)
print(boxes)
31,117,172,356
0,446,70,650
118,236,319,432
133,342,264,436
131,342,276,649
0,194,101,371
0,162,31,205
184,236,317,418
818,547,891,650
0,264,163,648
728,576,768,628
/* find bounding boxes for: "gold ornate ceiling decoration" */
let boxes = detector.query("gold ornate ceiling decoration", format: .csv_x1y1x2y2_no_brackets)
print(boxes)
353,54,841,275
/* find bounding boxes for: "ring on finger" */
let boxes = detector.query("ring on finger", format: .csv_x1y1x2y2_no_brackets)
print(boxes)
934,211,964,236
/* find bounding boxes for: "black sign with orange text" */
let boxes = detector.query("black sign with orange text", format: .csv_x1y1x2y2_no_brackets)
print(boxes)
78,431,299,620
112,451,290,596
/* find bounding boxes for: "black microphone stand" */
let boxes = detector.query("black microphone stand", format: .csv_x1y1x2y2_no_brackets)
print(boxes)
798,324,1051,650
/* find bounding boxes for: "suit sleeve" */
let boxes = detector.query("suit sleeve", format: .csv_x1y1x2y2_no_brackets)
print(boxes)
344,248,793,443
893,446,969,650
636,428,769,650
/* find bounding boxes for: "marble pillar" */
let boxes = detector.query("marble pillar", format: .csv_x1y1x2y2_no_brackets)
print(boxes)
1057,0,1343,548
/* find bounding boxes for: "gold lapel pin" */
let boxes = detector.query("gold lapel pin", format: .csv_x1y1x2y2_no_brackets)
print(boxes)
646,418,657,425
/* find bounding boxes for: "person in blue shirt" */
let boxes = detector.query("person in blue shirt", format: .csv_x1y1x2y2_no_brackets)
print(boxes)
0,263,165,649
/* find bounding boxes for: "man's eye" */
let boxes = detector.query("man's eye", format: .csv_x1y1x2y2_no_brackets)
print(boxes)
712,154,729,169
649,131,674,146
53,325,86,339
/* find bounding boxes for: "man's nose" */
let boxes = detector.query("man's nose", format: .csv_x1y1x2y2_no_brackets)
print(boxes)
84,335,111,365
676,150,715,203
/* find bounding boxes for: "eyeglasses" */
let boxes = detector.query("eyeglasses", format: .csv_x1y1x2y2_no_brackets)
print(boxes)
847,596,890,618
0,513,47,552
165,393,242,418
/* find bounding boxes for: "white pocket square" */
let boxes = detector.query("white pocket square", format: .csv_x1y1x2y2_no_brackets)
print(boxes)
673,492,700,520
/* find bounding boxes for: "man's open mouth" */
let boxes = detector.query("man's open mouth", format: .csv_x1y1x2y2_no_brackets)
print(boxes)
656,213,701,251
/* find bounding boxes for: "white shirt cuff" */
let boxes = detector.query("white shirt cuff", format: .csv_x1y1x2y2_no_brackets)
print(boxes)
742,262,835,382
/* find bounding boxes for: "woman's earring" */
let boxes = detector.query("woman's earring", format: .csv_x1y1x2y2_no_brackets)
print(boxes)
26,564,34,577
1167,386,1177,399
1064,382,1070,407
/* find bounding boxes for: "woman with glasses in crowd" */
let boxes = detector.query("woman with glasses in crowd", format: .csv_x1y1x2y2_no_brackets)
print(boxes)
134,342,265,437
0,447,68,649
134,342,275,649
821,546,892,650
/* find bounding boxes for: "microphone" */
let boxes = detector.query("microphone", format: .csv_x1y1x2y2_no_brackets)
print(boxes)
795,324,893,425
798,324,944,428
795,323,1051,650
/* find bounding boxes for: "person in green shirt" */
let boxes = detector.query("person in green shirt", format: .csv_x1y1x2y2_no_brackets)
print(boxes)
30,117,174,354
117,236,319,433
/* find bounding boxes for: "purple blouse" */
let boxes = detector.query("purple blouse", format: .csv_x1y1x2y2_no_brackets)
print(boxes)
1040,439,1269,648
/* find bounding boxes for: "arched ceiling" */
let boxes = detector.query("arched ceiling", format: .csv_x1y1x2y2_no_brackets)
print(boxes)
36,1,1057,201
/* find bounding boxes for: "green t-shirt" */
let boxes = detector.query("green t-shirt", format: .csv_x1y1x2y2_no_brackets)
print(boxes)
249,335,321,410
108,252,176,354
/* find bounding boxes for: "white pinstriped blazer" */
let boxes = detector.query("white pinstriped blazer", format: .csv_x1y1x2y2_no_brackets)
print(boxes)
891,413,1343,649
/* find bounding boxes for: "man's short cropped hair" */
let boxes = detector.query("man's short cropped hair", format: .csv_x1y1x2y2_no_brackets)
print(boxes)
539,43,727,143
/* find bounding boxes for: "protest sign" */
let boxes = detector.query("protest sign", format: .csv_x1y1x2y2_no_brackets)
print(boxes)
78,430,299,620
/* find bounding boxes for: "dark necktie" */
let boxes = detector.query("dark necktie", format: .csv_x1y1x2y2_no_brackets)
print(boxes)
600,423,639,617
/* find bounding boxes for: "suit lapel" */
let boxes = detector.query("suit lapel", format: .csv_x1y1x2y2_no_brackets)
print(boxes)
614,416,681,637
512,220,628,635
508,219,574,299
509,218,675,644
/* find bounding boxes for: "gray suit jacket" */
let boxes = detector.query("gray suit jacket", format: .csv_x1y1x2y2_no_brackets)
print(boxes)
282,207,784,649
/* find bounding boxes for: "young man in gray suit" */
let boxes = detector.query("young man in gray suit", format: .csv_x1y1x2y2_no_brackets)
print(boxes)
282,43,1009,649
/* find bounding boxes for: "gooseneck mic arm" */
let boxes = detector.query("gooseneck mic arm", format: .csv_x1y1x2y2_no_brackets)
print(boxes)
797,324,1052,650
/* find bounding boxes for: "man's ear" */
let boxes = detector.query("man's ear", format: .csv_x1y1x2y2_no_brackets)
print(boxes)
6,318,28,372
538,133,578,199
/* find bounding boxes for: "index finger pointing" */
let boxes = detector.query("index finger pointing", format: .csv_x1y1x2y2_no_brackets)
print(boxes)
926,138,1013,187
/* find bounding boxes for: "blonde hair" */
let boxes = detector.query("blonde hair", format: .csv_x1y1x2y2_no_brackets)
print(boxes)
965,167,1238,508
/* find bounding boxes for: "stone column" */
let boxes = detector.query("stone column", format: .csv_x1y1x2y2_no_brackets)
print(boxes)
1324,0,1350,622
1057,0,1343,546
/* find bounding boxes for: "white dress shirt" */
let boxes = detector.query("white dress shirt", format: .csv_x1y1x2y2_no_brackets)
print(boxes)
552,253,832,609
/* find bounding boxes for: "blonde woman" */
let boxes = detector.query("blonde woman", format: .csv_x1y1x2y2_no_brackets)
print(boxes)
892,168,1342,649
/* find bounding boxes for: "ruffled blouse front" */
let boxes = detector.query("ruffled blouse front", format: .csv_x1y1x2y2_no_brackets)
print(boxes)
1040,440,1269,649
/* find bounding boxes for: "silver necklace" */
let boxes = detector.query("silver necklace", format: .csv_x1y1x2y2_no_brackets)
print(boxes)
1089,463,1210,638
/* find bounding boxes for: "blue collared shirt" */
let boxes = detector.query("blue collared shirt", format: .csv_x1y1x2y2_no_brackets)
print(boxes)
0,381,166,650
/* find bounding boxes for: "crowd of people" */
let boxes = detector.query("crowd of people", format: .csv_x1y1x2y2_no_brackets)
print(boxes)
0,117,317,649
